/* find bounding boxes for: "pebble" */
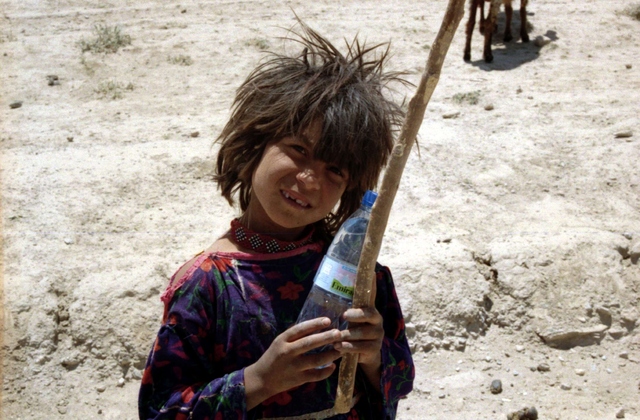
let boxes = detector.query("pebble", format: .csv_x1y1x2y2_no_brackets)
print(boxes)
626,64,633,69
619,351,629,359
117,378,125,387
507,406,538,420
47,75,60,86
616,408,625,418
606,368,613,374
537,363,550,372
64,238,74,245
484,104,494,111
442,112,460,119
490,379,503,394
438,393,446,399
560,383,572,390
57,406,67,415
10,101,22,109
574,368,586,376
515,345,525,353
614,130,633,138
96,384,106,393
190,131,200,138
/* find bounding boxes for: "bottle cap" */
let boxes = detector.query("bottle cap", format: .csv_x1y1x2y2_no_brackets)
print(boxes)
361,190,378,208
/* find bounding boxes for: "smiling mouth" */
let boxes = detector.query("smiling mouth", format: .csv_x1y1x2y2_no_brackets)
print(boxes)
282,191,310,208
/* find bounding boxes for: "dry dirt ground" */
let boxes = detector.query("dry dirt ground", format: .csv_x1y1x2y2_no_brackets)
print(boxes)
1,0,639,419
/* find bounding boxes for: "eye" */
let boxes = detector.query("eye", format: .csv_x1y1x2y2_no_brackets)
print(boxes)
291,144,307,156
327,165,348,184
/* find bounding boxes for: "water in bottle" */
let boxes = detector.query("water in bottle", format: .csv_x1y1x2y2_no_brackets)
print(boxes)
295,189,377,355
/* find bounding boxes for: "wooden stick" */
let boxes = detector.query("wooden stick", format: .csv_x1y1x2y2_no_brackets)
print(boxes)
333,0,466,412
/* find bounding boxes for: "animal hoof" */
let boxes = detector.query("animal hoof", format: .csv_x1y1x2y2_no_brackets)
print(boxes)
484,54,493,63
504,33,513,42
464,52,471,62
522,34,530,43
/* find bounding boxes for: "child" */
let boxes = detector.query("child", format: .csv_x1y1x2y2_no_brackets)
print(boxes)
139,21,414,420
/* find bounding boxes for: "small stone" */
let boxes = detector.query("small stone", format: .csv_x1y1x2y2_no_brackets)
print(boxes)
438,393,446,399
190,131,200,138
485,356,492,362
614,131,633,139
626,64,632,69
117,378,125,387
96,384,106,393
619,351,629,359
64,238,74,245
442,112,460,119
67,136,74,142
513,370,520,377
575,368,586,376
47,75,60,86
606,368,612,374
515,345,525,353
616,408,625,418
490,379,503,394
58,406,67,415
560,383,572,390
484,104,494,111
10,101,22,109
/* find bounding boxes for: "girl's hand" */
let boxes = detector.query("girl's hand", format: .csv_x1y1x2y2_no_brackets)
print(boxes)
244,317,341,410
334,274,384,386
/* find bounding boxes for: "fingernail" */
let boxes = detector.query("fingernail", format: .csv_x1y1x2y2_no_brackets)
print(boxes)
333,342,342,350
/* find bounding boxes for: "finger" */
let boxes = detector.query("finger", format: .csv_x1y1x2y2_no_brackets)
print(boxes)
302,349,341,370
343,307,382,324
300,362,337,383
293,329,342,355
334,339,379,354
339,324,381,341
284,317,332,342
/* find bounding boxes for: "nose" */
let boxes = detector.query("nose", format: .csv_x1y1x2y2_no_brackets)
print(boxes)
296,167,321,190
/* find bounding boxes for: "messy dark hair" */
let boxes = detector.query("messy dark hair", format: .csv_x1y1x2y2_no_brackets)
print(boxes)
214,20,407,237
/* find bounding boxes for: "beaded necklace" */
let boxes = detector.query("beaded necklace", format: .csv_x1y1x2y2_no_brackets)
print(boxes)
230,218,316,253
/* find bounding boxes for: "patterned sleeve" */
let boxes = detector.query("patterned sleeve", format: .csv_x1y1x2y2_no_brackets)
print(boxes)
374,264,415,419
138,265,247,420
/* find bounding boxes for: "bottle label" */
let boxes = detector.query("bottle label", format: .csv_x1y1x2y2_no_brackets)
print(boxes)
314,255,356,299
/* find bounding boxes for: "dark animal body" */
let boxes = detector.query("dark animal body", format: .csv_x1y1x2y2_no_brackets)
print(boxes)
464,0,530,63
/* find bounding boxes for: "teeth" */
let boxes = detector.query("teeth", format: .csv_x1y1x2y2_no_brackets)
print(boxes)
283,191,308,207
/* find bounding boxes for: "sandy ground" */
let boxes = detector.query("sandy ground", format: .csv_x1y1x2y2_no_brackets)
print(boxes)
1,0,639,419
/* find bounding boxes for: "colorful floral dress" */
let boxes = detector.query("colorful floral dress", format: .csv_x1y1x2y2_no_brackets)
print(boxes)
138,240,414,419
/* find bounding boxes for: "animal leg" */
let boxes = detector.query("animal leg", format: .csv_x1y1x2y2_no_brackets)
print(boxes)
483,0,500,62
520,0,530,42
479,0,486,35
504,0,513,42
464,0,479,61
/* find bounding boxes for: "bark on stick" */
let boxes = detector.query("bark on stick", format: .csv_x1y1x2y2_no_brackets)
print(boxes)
333,0,466,412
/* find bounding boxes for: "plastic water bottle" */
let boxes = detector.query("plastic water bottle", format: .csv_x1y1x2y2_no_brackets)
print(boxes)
295,190,377,354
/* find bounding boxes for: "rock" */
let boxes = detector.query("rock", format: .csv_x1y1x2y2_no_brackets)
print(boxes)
574,368,586,376
538,363,551,372
537,325,608,349
560,383,572,390
619,351,629,359
9,101,22,109
190,131,200,138
629,241,640,264
96,384,106,393
484,104,494,111
616,408,625,418
405,322,416,338
515,345,524,353
609,328,626,339
626,64,633,69
47,75,60,86
490,379,502,394
442,112,460,119
507,406,538,420
64,238,74,245
614,131,633,138
117,378,125,387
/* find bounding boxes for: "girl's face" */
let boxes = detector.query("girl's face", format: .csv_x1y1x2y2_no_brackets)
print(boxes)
244,120,349,240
